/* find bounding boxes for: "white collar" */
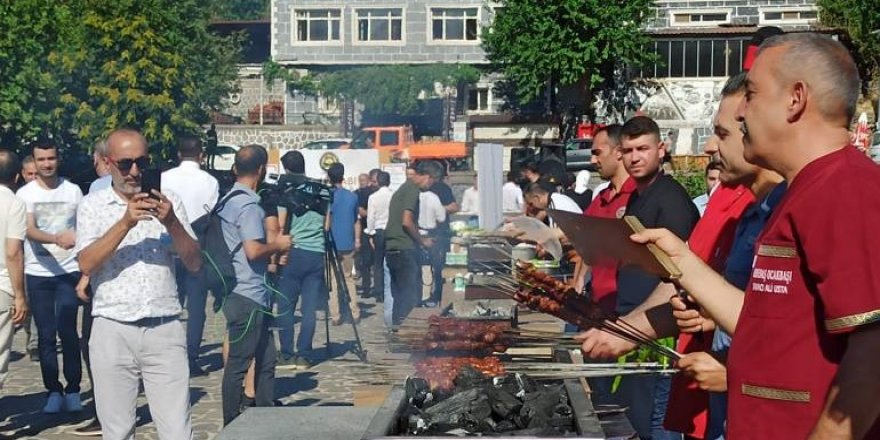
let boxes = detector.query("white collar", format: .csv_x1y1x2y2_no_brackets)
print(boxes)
178,161,201,170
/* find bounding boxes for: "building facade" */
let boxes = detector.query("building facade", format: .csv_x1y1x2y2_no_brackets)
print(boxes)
266,0,822,153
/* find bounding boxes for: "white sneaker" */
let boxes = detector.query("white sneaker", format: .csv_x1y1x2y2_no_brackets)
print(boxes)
43,392,63,414
63,392,83,412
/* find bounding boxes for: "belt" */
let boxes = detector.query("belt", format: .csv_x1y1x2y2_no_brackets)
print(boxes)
125,316,179,327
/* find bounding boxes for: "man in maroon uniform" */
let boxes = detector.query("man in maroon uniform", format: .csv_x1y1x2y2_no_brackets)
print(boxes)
632,33,880,439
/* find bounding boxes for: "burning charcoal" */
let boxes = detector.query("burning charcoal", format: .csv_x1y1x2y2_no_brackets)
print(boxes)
405,377,433,408
453,366,489,390
487,387,522,419
422,388,490,432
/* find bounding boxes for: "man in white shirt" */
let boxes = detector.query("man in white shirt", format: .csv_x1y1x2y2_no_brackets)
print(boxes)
162,135,219,375
77,129,202,440
691,162,720,216
502,171,524,213
418,190,446,304
89,139,112,194
366,171,392,300
460,176,479,215
0,151,29,391
16,140,84,414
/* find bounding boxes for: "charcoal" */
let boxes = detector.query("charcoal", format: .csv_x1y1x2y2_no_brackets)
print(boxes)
453,366,490,390
487,387,522,419
514,373,540,395
405,377,433,407
421,389,493,433
493,420,517,432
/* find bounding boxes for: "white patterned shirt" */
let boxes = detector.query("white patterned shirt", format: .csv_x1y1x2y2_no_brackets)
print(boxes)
75,187,194,322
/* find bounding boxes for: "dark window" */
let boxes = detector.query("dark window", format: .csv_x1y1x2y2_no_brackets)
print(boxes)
431,8,479,41
699,40,713,77
295,9,341,42
685,40,699,77
656,41,670,77
379,131,399,147
764,11,783,20
670,41,684,77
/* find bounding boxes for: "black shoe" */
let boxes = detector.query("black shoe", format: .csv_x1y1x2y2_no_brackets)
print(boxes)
28,348,39,362
189,362,208,377
421,300,438,308
71,418,102,436
240,394,255,413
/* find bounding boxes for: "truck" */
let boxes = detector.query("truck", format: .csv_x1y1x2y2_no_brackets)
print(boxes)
346,126,470,170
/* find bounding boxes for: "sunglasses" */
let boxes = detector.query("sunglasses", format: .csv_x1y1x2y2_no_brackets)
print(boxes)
109,156,150,172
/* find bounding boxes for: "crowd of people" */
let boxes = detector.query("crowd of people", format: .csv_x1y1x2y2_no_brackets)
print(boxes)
0,30,877,440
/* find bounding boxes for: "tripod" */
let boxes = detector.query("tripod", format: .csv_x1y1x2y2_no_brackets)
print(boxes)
323,231,368,362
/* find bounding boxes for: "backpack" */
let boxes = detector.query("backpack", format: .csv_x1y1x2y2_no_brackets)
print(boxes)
191,189,248,311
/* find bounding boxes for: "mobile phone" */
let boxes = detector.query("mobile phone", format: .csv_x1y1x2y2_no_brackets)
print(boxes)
141,168,162,199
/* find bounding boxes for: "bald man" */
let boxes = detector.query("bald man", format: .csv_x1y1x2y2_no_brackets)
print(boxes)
632,33,880,439
76,129,202,440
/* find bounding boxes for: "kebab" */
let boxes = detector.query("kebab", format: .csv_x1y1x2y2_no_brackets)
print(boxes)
413,356,505,391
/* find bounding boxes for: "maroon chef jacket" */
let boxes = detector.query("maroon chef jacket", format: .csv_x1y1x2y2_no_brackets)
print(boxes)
727,146,880,439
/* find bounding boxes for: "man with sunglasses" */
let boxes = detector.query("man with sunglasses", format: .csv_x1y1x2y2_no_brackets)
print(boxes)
76,129,202,440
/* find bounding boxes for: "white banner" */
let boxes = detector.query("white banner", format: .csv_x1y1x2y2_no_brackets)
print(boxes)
278,149,380,191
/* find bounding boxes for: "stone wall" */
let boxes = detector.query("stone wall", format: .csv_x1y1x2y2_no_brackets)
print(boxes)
216,125,342,150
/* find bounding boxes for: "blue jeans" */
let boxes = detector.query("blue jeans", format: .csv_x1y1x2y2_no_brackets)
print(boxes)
27,272,82,394
651,375,681,440
175,260,208,361
276,248,324,358
429,234,450,303
382,261,393,329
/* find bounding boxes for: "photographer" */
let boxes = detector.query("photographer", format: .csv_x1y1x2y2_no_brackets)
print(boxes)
217,145,291,425
274,151,329,370
385,160,442,325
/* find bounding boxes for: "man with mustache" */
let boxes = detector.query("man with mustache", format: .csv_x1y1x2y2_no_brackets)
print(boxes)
76,129,202,439
632,33,880,439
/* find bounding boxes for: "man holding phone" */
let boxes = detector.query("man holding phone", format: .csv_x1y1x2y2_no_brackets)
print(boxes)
76,128,202,440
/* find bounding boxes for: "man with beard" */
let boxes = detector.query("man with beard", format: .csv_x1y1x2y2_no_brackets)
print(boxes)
76,129,202,439
631,33,880,439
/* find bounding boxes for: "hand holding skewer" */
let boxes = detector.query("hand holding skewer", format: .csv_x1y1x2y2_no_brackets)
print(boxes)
670,295,715,334
576,328,638,360
677,351,727,392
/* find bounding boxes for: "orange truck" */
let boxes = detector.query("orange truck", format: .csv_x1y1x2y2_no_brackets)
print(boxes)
346,126,470,170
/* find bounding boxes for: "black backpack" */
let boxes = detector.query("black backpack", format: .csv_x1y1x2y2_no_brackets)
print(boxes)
192,189,248,311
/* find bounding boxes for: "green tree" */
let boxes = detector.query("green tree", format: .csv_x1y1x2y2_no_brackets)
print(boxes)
265,63,480,116
818,0,880,95
482,0,656,115
213,0,269,21
0,1,77,149
57,0,241,157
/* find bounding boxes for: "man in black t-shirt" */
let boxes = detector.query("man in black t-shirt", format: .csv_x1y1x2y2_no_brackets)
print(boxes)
423,172,459,307
613,116,700,440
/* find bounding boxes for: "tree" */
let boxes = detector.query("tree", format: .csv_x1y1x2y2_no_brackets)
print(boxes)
56,0,241,157
818,0,880,98
213,0,269,21
265,63,480,116
482,0,656,116
0,1,77,149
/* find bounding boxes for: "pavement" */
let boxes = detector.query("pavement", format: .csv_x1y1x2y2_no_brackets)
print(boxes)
0,287,403,440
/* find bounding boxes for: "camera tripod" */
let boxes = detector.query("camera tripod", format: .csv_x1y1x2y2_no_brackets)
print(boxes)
323,231,368,362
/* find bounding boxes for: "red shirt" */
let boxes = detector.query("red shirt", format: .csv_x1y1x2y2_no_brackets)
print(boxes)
665,184,755,438
583,178,636,312
728,147,880,438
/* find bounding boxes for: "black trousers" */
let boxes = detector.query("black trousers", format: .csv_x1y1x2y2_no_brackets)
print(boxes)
357,230,373,294
371,230,386,299
386,248,420,325
221,293,276,425
428,233,450,303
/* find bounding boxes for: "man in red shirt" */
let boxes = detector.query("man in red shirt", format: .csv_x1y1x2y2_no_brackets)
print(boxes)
633,33,880,439
579,124,636,313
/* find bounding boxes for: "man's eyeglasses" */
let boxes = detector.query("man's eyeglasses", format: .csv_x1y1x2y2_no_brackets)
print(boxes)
109,156,150,172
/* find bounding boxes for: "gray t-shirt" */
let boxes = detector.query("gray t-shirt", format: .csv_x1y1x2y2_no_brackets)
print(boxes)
218,184,268,307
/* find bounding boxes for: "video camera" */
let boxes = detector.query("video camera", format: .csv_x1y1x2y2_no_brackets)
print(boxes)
262,174,333,218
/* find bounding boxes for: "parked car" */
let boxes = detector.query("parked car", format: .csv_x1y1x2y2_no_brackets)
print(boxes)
301,138,351,150
564,138,594,172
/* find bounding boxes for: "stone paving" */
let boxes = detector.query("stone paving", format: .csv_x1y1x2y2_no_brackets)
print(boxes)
0,291,401,440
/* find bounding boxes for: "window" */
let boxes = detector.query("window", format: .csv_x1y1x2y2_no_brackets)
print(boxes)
430,7,479,42
294,9,342,43
355,8,403,42
761,8,818,24
644,38,748,78
670,10,730,27
379,130,399,147
467,87,491,112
